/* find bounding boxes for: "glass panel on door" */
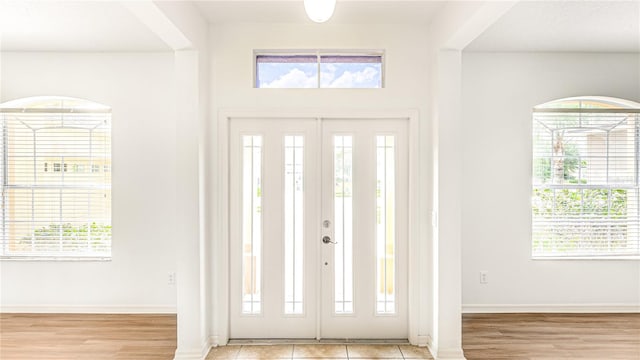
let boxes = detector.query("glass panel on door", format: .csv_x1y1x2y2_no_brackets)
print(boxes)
284,135,304,315
333,135,354,314
376,135,395,314
242,135,262,314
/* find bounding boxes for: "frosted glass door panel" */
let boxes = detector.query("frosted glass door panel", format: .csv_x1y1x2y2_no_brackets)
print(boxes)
376,135,395,314
333,136,354,314
284,135,304,315
242,135,262,314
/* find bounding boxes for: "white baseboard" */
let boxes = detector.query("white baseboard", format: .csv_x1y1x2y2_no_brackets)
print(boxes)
173,338,212,360
435,348,466,360
209,335,225,347
414,334,430,347
0,304,177,314
173,349,205,360
462,303,640,313
203,337,214,355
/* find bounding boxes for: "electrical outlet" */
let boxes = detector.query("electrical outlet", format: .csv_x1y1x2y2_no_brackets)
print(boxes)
479,271,488,284
168,272,176,285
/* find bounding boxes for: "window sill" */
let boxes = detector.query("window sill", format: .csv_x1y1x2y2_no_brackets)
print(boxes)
0,256,111,262
532,256,640,261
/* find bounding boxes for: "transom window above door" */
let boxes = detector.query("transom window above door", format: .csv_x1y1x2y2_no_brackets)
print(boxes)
254,51,384,89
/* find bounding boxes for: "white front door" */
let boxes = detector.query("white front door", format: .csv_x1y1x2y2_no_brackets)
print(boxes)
320,119,408,339
229,117,408,339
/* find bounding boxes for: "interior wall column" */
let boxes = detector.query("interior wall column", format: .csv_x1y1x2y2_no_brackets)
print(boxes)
174,49,206,360
432,48,466,360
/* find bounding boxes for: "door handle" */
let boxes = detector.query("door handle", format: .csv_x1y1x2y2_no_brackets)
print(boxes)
322,236,337,244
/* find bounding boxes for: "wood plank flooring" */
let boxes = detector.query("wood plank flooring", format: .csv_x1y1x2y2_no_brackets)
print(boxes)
1,313,639,359
463,313,640,360
0,313,176,360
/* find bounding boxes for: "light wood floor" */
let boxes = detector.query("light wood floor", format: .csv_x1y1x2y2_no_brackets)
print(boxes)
463,313,640,360
0,313,176,359
1,313,639,359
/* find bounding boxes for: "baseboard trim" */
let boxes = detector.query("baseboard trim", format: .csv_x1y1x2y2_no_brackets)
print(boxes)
414,335,430,347
173,338,211,360
462,303,640,313
202,338,214,358
421,335,435,360
173,349,205,360
435,348,466,360
0,305,177,314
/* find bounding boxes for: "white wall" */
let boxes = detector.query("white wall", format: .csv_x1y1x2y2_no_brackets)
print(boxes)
0,52,178,311
211,23,429,110
461,52,640,309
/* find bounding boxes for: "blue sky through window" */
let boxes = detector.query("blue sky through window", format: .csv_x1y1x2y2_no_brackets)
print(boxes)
256,55,382,88
257,62,318,88
321,62,381,88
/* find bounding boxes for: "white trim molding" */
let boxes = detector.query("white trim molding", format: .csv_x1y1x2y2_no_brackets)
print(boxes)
208,335,225,347
172,349,205,360
462,303,640,314
0,305,177,314
173,338,212,360
434,348,467,360
413,334,431,348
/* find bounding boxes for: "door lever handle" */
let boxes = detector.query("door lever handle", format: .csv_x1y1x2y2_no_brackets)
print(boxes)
322,236,337,244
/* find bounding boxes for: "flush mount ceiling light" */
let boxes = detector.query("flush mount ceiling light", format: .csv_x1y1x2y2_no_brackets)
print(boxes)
304,0,337,23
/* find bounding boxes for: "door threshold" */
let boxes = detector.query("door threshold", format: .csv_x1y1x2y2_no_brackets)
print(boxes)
228,339,410,345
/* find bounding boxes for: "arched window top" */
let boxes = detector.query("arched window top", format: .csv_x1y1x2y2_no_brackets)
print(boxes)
0,96,110,113
535,96,640,112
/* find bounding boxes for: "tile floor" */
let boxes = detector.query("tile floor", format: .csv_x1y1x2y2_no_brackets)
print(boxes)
205,344,433,360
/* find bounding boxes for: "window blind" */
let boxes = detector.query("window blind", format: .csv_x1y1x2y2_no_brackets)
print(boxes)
532,109,640,258
255,55,383,64
320,55,382,64
0,108,112,259
256,55,318,64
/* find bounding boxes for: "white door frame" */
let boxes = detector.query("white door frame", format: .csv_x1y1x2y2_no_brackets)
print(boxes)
213,109,424,345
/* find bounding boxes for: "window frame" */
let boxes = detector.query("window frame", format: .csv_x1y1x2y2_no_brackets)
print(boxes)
531,96,640,260
253,49,385,89
0,97,112,261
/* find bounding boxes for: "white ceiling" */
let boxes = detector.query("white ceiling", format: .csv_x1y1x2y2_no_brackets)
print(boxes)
0,1,171,51
466,1,640,52
1,1,637,53
193,1,444,25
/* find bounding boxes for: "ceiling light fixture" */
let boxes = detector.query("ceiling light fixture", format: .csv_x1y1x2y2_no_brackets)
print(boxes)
304,0,336,23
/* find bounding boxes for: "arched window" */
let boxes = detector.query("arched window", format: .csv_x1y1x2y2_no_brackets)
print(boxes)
0,96,111,259
532,96,640,258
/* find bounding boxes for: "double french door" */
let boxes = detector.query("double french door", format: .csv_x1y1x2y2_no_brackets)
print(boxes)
229,118,408,339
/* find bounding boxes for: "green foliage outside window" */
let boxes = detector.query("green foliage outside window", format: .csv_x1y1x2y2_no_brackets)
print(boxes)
19,222,111,253
532,136,631,255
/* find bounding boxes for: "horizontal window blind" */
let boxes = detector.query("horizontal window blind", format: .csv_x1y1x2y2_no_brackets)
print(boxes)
256,55,318,64
532,108,639,258
0,108,111,259
256,54,383,64
320,55,382,64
